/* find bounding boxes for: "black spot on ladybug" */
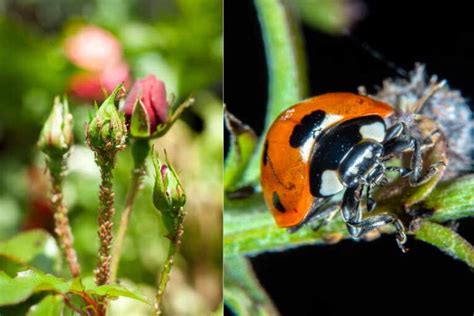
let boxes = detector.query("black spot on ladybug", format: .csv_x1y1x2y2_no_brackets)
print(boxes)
262,141,269,166
272,192,286,213
289,110,326,148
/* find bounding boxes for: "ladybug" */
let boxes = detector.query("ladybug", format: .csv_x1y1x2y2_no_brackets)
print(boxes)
260,93,445,250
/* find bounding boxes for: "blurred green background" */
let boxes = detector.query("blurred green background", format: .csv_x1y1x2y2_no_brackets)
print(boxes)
0,0,222,315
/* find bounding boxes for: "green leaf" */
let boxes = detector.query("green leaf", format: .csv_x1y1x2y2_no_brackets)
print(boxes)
27,295,64,316
414,220,474,268
224,110,257,191
89,284,152,305
73,277,152,306
224,256,277,316
242,0,308,186
0,230,59,264
0,270,70,306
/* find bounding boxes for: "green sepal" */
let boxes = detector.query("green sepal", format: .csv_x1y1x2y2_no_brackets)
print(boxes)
130,100,152,138
87,84,127,152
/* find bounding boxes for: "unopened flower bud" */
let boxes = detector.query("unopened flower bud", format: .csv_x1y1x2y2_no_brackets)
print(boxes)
152,151,186,234
87,84,127,153
38,96,73,158
123,75,169,138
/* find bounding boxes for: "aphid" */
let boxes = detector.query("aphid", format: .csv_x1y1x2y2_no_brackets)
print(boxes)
260,92,445,250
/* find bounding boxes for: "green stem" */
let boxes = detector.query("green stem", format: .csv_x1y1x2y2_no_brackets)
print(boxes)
109,163,146,282
154,209,185,315
224,174,474,257
224,256,279,315
47,156,81,278
224,194,348,256
242,0,308,186
110,140,149,282
255,0,307,127
414,220,474,268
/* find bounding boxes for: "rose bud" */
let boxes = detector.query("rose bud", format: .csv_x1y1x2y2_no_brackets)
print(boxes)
87,84,127,153
122,75,168,138
122,75,195,139
152,151,186,235
38,96,73,158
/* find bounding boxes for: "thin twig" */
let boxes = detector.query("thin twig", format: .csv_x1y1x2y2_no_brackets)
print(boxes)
62,294,88,316
110,162,147,282
75,291,103,316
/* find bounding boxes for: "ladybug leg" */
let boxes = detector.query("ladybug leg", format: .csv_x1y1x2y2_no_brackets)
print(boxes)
420,129,441,150
350,215,408,252
341,185,364,238
407,138,446,186
365,172,391,212
382,136,414,159
383,131,444,185
386,166,411,177
288,200,339,233
342,185,408,251
365,183,377,213
309,204,339,232
384,122,408,142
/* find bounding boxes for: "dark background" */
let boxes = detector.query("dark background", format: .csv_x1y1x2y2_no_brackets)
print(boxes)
225,1,474,315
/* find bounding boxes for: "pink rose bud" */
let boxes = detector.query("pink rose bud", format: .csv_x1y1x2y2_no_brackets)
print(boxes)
123,75,169,137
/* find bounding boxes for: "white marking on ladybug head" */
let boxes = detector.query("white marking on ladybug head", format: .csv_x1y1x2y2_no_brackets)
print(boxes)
351,166,360,174
320,170,344,196
359,121,385,142
364,150,373,159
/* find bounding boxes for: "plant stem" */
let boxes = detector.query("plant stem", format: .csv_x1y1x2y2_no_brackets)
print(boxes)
414,220,474,268
94,151,118,315
224,255,279,315
224,174,474,258
110,162,147,282
110,139,149,282
95,156,115,286
47,156,81,278
154,209,186,316
62,294,89,316
242,0,307,186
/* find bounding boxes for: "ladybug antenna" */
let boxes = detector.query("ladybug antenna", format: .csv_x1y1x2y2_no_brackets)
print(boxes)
344,31,409,78
410,79,447,113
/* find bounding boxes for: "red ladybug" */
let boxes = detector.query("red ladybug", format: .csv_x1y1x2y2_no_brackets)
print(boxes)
261,93,444,250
